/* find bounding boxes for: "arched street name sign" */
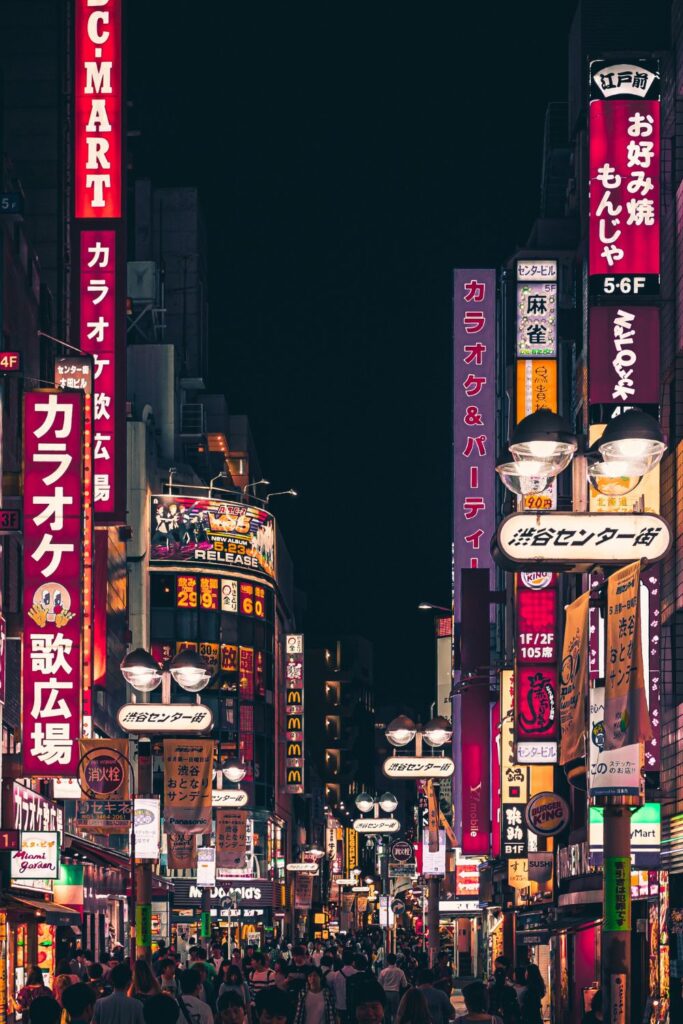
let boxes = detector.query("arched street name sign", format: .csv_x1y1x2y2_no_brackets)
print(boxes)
353,818,401,834
492,512,671,573
383,756,455,778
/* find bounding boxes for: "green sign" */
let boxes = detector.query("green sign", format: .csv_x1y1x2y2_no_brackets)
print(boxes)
201,911,211,940
136,904,152,948
604,857,631,932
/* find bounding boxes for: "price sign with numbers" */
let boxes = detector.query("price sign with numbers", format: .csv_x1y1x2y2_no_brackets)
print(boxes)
176,575,198,609
199,577,219,610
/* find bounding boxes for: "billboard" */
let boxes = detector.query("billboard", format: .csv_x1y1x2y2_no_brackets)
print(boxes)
151,495,275,581
589,60,660,296
23,393,83,776
589,306,660,405
453,270,496,596
284,635,305,794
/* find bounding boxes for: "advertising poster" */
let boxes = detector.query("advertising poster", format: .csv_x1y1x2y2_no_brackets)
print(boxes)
589,687,643,798
166,833,197,871
605,562,652,750
559,592,590,764
285,634,305,794
588,306,660,405
150,495,275,581
216,810,248,870
515,574,559,744
163,740,213,834
134,798,160,860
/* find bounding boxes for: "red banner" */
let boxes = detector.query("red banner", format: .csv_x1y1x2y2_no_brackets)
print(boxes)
79,230,119,518
23,392,84,776
589,99,660,280
460,683,490,856
74,0,122,219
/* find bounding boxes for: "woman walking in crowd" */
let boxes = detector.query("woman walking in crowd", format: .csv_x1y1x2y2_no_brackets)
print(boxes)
395,988,431,1024
519,966,545,1024
16,967,54,1018
293,967,335,1024
218,964,253,1023
128,959,162,1006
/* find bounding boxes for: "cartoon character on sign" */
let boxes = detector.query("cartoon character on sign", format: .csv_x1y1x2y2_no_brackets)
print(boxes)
28,582,75,628
519,671,555,732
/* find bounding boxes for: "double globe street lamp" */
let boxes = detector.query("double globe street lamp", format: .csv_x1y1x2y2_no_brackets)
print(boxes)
495,407,666,498
384,714,453,753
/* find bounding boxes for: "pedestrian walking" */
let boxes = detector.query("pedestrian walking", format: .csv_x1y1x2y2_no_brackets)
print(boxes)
16,967,54,1018
217,991,247,1024
177,969,213,1024
254,986,292,1024
377,956,408,1024
142,995,180,1024
293,968,335,1024
129,960,162,1005
28,998,61,1024
350,979,386,1024
93,962,145,1024
415,970,454,1024
62,983,97,1024
519,967,544,1024
395,989,430,1024
456,982,503,1024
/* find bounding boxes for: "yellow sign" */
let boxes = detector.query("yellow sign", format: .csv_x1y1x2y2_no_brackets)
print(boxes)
507,858,529,889
516,359,557,421
500,670,528,804
588,425,660,513
559,592,590,765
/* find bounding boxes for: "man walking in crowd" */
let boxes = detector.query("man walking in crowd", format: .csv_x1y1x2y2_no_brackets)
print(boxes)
178,969,214,1024
377,955,407,1024
93,963,145,1024
416,970,454,1024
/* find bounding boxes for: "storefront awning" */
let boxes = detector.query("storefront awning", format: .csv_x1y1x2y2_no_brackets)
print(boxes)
2,895,81,927
62,833,130,871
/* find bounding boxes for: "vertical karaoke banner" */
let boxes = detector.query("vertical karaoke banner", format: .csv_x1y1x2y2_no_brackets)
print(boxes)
453,272,496,856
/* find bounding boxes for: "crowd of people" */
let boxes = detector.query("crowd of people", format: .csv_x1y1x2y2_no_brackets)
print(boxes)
12,936,551,1024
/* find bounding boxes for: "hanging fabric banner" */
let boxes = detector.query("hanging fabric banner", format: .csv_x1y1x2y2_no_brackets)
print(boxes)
216,809,248,869
605,562,652,750
294,871,314,910
427,781,440,852
166,833,197,871
163,740,213,834
559,591,590,765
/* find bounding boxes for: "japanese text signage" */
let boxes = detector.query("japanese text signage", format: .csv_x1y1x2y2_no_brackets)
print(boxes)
79,230,119,517
285,634,305,794
74,0,122,218
589,306,660,405
23,392,83,776
216,809,248,870
516,260,557,357
453,270,496,596
494,512,671,572
163,740,213,834
515,574,559,744
589,60,660,296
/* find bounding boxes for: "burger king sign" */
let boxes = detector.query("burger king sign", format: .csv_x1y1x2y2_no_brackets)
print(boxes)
524,792,569,838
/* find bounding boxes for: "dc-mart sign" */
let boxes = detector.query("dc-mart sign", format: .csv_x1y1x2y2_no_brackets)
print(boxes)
493,512,670,572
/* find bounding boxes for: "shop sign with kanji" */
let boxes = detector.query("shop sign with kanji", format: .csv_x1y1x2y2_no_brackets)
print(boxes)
494,512,670,572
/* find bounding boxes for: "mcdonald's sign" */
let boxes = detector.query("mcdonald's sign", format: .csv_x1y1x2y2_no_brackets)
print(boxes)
285,635,305,794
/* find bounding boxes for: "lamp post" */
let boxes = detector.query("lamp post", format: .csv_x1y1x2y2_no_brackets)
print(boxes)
495,406,666,1024
384,715,452,966
120,646,212,960
354,791,397,952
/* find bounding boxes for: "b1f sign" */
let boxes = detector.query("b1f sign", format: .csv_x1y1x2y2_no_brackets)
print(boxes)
74,0,122,218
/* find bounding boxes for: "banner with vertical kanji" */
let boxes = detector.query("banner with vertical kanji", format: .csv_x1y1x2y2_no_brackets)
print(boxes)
163,740,213,834
453,269,496,617
216,809,248,869
604,562,652,750
23,392,84,776
559,591,590,765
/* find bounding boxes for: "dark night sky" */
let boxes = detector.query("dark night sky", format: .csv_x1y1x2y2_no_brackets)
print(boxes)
127,3,577,704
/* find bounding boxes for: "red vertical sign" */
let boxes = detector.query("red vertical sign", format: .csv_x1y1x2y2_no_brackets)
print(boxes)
23,393,84,776
74,0,122,219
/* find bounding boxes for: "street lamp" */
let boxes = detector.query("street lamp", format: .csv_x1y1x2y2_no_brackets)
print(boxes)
496,407,665,497
355,792,375,814
418,603,451,613
385,715,417,747
243,478,270,494
220,758,247,783
378,792,398,813
265,488,298,503
385,715,452,751
121,647,211,693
